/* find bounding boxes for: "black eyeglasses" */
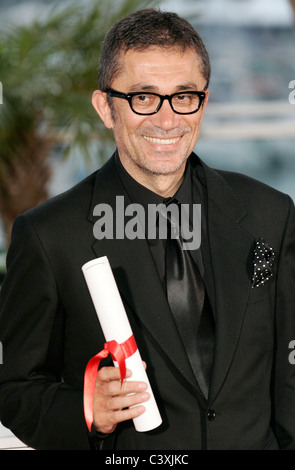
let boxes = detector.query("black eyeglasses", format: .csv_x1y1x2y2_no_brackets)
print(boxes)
107,88,206,115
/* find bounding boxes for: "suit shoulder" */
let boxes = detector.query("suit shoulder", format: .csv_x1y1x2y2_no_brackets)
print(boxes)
193,153,291,209
215,168,291,207
23,170,98,228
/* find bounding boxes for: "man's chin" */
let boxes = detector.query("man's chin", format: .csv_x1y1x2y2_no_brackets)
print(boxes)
139,154,188,176
138,161,185,177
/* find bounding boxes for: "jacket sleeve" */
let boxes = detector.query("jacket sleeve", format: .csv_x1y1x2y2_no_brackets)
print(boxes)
0,214,91,449
273,195,295,449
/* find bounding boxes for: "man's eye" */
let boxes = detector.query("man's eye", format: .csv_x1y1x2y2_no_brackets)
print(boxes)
134,94,153,104
138,94,149,101
175,94,191,102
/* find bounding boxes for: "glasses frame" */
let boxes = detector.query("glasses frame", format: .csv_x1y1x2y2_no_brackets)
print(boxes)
107,88,206,115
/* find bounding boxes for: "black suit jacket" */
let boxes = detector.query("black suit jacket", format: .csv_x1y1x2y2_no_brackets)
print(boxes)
0,152,295,450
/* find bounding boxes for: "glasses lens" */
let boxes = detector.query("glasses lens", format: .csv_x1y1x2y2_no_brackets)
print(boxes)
171,93,201,113
131,94,161,114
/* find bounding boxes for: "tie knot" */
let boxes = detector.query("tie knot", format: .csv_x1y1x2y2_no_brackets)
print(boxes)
163,197,179,207
159,198,181,239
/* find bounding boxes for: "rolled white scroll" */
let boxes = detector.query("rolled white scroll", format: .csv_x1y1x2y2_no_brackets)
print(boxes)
82,256,162,432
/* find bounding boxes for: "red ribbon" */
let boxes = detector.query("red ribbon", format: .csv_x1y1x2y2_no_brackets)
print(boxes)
83,335,137,431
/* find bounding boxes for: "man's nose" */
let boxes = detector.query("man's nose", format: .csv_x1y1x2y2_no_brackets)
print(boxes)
152,98,179,130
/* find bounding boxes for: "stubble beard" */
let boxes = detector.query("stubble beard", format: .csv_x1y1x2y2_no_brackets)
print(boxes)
135,151,188,176
113,112,193,177
124,132,192,177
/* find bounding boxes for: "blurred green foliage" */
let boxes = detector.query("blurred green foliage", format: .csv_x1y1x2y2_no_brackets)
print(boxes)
0,0,158,246
0,0,158,168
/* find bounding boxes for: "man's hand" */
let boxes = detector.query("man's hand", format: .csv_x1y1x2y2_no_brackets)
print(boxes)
93,365,150,435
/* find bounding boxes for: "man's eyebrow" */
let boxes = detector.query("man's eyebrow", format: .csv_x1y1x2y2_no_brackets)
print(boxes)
128,82,199,93
128,84,159,92
175,82,199,91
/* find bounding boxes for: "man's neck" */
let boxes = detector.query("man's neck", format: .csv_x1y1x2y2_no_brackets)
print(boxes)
118,156,186,198
137,172,185,197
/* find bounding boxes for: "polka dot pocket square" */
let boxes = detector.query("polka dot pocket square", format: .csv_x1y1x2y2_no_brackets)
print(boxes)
252,238,275,288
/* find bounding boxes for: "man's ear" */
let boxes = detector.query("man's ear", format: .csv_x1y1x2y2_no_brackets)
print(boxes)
198,89,209,121
92,90,114,129
202,89,209,112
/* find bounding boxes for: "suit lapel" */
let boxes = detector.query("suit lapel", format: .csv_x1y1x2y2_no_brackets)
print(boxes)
200,161,255,402
86,155,204,398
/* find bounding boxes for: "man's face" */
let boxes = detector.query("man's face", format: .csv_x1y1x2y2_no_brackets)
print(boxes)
93,47,209,185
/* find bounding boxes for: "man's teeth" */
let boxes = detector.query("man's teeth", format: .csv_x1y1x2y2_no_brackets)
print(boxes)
143,136,180,145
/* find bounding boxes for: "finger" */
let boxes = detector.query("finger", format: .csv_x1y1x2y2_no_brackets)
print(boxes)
98,378,147,398
106,390,150,412
97,366,132,383
111,404,146,426
97,361,147,383
94,403,146,435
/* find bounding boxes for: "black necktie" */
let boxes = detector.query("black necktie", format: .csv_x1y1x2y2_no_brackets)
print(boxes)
163,198,214,399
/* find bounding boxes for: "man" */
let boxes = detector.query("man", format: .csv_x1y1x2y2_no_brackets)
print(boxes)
0,8,295,450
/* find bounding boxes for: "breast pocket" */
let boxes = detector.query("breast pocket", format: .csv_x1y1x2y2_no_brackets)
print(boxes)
247,278,275,305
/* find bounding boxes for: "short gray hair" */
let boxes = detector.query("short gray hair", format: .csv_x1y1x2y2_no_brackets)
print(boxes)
98,8,211,92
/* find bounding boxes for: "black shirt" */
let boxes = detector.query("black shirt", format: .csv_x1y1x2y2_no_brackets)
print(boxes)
114,151,203,286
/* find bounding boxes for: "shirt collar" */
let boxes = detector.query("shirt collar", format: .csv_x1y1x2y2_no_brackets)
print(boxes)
114,150,193,209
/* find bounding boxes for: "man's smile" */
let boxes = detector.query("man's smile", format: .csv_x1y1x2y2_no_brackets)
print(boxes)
143,135,181,145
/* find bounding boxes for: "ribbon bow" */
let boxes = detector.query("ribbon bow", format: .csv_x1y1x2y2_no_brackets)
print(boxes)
83,335,137,431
